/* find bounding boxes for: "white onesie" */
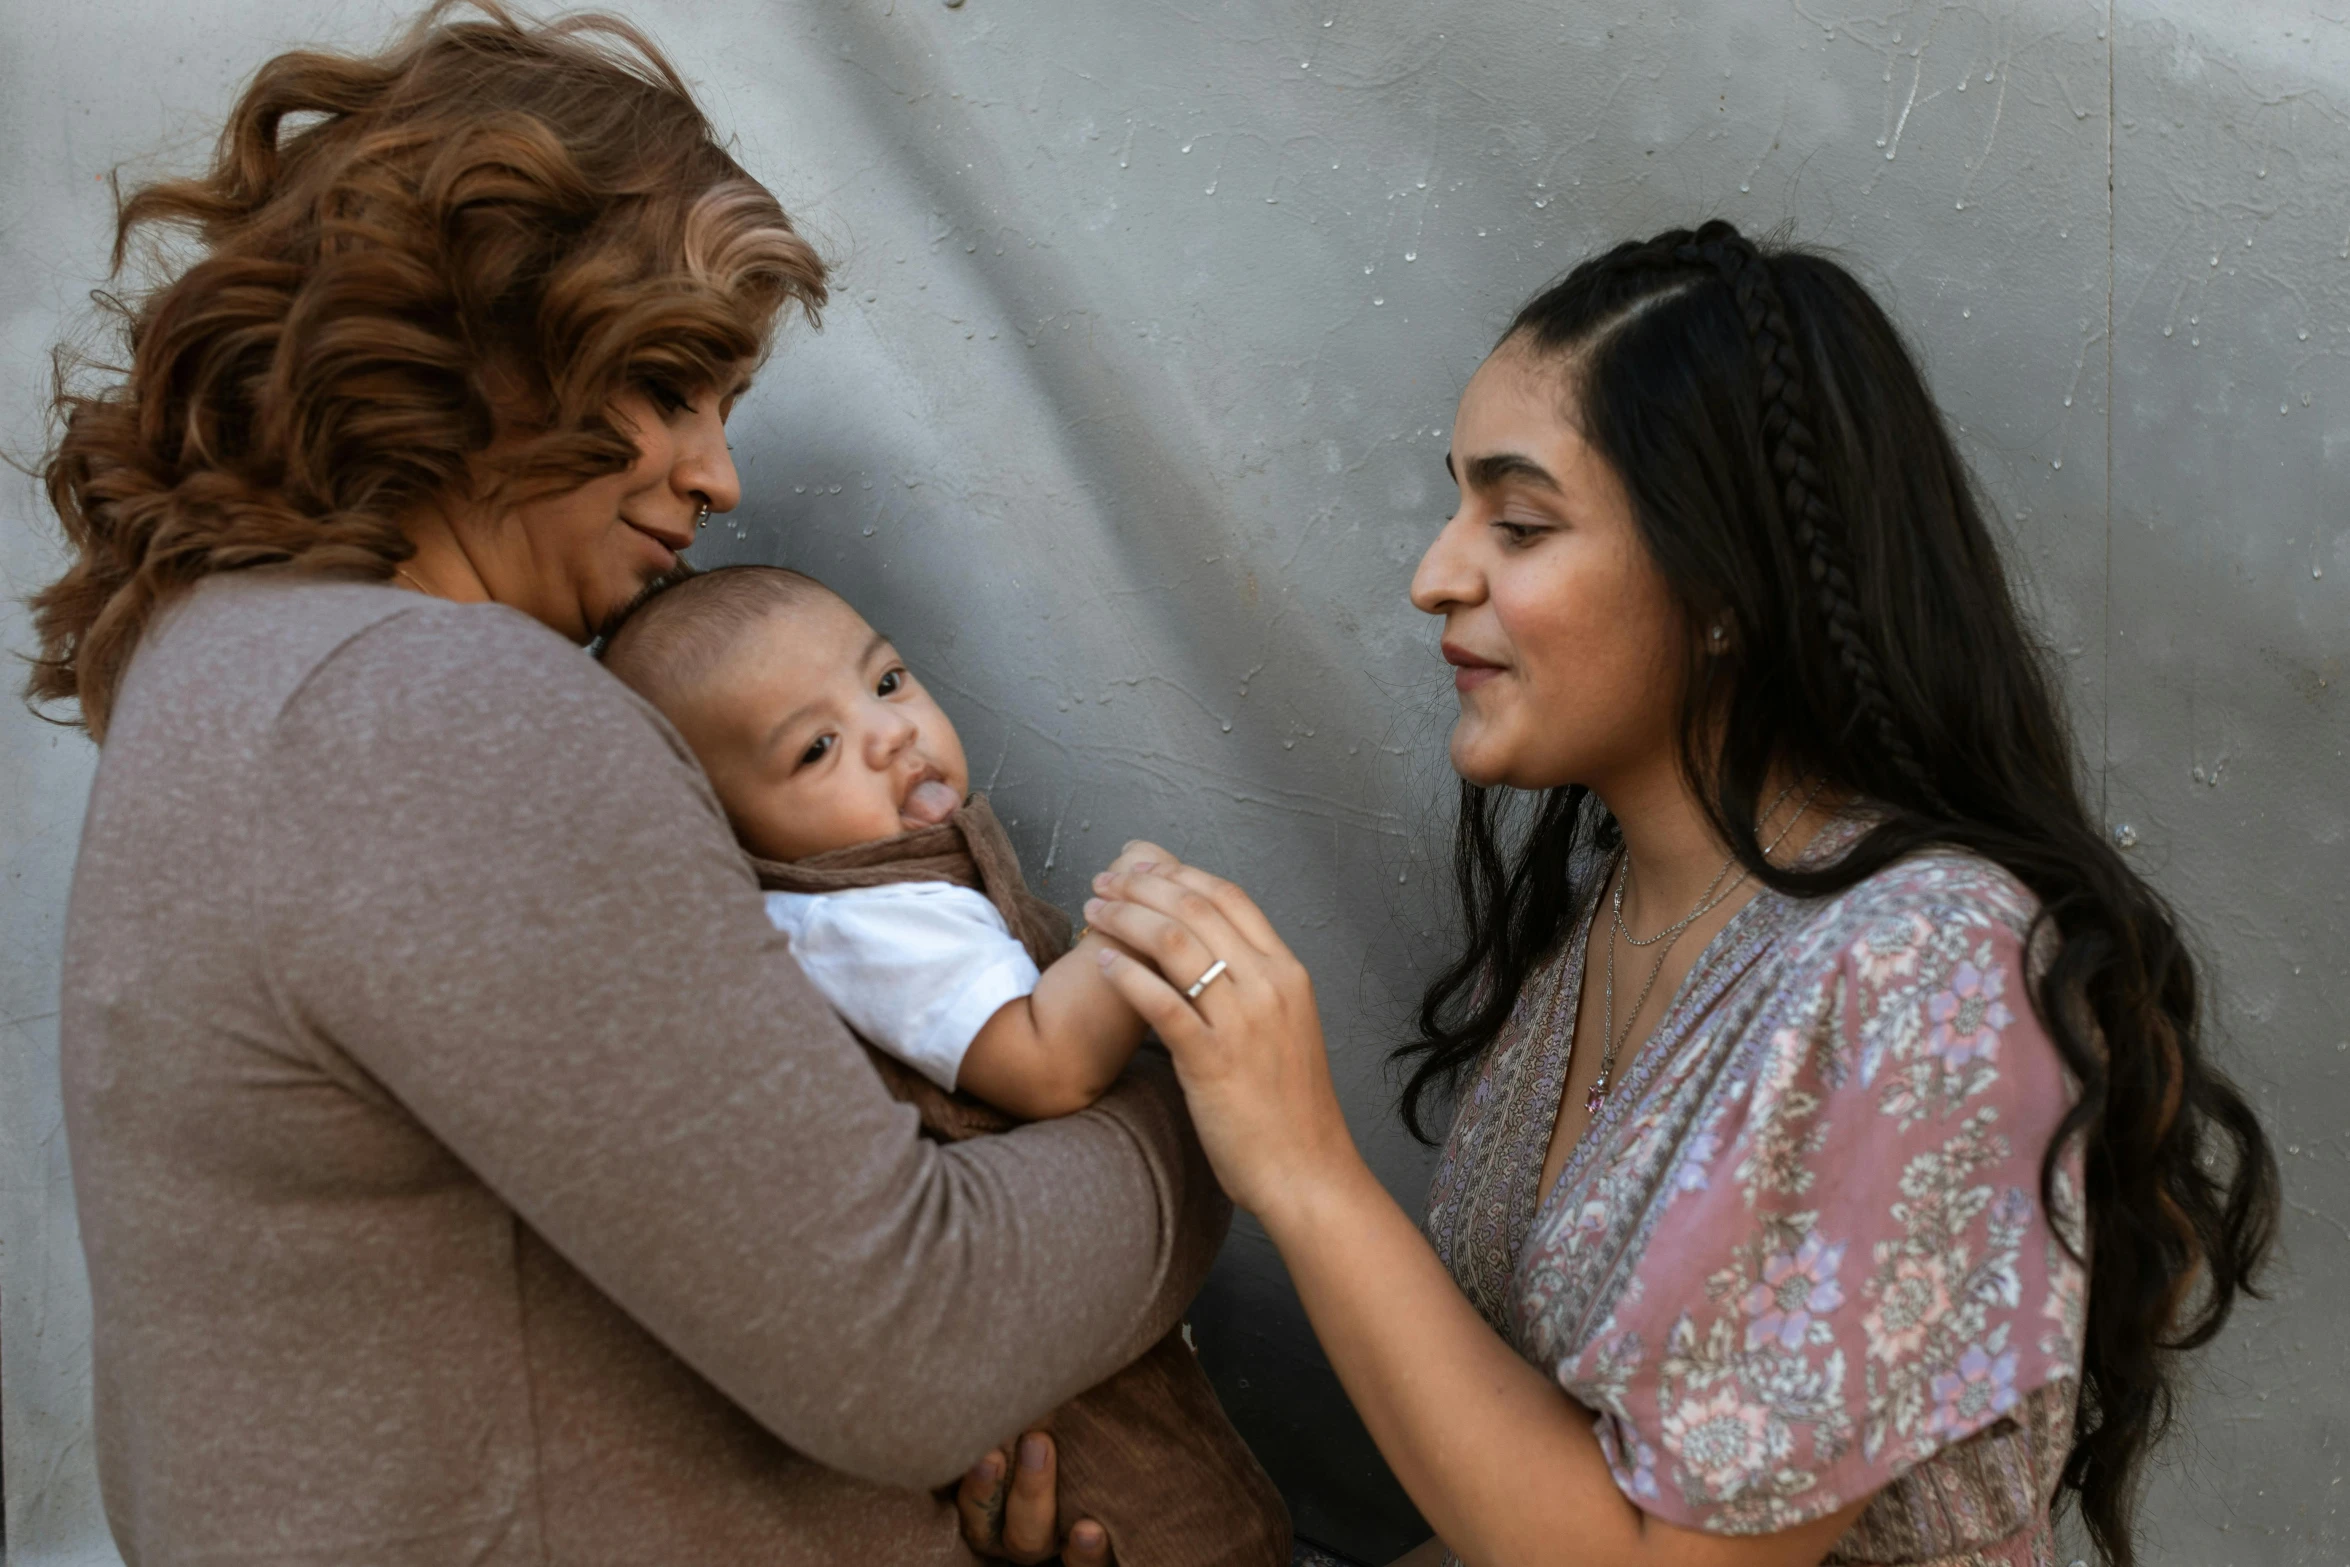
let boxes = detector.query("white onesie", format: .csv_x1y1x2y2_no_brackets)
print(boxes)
763,881,1041,1092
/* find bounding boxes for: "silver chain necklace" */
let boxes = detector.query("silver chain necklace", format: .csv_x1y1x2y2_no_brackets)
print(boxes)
1587,780,1821,1115
1611,778,1804,950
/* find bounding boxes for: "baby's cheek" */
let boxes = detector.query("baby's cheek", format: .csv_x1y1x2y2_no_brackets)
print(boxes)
726,786,806,862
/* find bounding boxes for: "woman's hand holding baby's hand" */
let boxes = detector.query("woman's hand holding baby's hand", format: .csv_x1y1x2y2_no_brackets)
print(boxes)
1082,851,1359,1223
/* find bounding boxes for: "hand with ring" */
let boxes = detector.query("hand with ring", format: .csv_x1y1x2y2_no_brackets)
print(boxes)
1081,843,1356,1221
955,1430,1112,1564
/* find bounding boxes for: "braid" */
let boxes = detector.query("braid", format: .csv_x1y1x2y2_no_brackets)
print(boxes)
1674,221,1950,815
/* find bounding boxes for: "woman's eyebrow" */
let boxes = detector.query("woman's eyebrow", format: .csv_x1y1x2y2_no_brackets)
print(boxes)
1448,451,1563,493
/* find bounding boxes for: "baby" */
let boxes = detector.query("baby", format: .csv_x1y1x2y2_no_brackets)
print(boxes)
601,564,1146,1120
600,565,1289,1567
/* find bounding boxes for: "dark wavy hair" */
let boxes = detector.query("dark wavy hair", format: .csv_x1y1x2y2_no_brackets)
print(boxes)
1393,221,2277,1567
27,1,827,739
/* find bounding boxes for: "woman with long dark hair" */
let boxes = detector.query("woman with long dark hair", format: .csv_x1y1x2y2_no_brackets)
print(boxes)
1083,221,2277,1566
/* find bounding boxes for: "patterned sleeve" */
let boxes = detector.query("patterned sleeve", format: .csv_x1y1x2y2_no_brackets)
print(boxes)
1562,886,2089,1534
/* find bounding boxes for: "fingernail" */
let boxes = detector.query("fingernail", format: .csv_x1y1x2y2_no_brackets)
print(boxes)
1073,1521,1105,1549
1018,1434,1049,1472
1131,860,1156,873
1083,897,1105,918
1096,948,1116,971
973,1452,1003,1485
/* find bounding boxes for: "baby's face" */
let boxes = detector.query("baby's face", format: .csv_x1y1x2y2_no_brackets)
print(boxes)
671,594,971,861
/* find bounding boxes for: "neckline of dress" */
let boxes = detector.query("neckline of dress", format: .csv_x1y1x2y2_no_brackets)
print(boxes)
1516,813,1878,1246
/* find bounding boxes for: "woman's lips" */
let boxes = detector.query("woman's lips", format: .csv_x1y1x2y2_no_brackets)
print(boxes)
625,520,687,569
1442,642,1505,693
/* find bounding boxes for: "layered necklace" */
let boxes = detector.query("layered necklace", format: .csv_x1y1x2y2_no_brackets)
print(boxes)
1582,780,1821,1115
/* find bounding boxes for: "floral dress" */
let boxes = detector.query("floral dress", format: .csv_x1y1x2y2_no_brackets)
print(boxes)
1423,837,2087,1565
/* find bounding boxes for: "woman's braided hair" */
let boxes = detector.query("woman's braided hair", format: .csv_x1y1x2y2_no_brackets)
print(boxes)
1672,223,1950,812
1399,220,2277,1567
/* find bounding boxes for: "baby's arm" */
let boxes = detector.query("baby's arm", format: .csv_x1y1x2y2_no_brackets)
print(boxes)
955,930,1151,1120
956,843,1171,1120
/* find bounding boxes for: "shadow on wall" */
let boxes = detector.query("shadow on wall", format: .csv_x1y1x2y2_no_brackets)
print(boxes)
1196,1222,1430,1563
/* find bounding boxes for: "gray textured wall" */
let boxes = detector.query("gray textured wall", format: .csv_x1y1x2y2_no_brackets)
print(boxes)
3,1,2342,1562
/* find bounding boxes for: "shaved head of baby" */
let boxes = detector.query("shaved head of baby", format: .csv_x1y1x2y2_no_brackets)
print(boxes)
601,566,970,861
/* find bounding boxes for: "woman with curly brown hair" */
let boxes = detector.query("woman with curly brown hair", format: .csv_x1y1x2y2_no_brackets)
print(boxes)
31,7,1220,1562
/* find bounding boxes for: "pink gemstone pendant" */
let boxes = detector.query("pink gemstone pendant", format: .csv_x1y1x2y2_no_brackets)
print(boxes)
1584,1078,1609,1115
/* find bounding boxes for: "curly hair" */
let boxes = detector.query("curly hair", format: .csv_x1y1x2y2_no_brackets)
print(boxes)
26,0,827,739
1396,221,2277,1567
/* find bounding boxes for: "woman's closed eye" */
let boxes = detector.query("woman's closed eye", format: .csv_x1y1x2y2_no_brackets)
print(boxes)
640,377,695,416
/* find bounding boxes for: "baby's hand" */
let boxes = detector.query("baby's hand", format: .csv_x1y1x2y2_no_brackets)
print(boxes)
1106,839,1181,879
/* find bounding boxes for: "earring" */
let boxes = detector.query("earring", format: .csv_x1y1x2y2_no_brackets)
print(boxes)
1707,622,1729,651
695,501,711,531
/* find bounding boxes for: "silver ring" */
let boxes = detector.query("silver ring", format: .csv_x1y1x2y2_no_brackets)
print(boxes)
695,501,711,531
1184,958,1229,1001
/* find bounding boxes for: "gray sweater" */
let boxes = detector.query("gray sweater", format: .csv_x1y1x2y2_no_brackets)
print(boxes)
59,574,1229,1566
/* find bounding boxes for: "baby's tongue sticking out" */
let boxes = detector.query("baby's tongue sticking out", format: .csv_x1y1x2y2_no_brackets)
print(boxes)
903,778,962,827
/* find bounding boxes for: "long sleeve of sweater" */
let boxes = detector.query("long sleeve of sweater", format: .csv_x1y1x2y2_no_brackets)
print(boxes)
252,598,1228,1488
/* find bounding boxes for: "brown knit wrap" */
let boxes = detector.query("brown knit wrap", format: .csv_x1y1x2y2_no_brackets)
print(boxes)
754,794,1066,1142
754,794,1291,1567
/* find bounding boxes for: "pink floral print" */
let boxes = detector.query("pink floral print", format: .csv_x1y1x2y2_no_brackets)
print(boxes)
1744,1232,1847,1351
1927,1342,2021,1440
1423,834,2087,1564
1926,960,2014,1069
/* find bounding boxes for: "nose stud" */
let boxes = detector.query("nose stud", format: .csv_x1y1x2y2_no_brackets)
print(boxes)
695,501,711,531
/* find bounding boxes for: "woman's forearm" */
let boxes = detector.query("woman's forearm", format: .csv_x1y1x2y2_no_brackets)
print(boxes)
1258,1157,1863,1567
1259,1155,1639,1565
